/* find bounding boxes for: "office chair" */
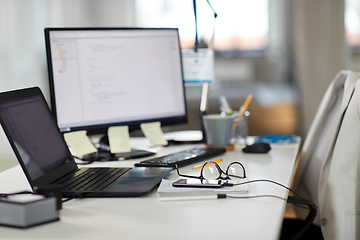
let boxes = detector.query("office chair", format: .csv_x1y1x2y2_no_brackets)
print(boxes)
280,70,360,240
317,71,360,239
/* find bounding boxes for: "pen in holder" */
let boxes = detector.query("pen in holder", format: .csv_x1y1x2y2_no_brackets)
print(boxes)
232,93,252,145
232,110,249,145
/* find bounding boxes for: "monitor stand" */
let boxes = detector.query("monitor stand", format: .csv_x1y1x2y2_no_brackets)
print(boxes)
164,130,205,144
82,135,156,162
164,82,209,145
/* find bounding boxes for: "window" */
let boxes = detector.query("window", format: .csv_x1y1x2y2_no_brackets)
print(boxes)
345,0,360,50
135,0,269,51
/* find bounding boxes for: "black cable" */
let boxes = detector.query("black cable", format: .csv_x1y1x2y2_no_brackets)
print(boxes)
73,155,97,165
225,178,318,240
287,196,317,240
223,194,317,209
228,178,318,211
224,194,288,201
289,201,317,210
0,190,33,200
62,197,74,203
73,155,121,165
229,179,309,201
224,194,317,240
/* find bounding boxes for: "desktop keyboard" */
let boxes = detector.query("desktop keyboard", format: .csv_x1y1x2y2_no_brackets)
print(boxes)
134,147,226,168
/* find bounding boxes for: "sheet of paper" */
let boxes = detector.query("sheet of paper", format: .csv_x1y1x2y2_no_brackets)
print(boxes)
108,126,131,153
63,130,97,156
140,122,168,146
157,179,249,194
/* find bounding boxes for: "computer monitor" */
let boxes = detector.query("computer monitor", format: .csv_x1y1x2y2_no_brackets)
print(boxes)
44,27,187,159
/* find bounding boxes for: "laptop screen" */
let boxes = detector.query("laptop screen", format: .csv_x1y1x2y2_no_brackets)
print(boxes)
0,94,72,180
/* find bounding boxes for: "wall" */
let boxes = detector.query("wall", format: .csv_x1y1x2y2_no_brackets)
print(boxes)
0,0,136,170
0,0,299,171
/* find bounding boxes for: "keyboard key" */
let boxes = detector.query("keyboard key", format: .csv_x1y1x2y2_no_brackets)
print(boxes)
60,168,130,191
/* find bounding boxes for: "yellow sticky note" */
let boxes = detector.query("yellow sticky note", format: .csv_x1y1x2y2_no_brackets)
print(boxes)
140,122,168,146
63,131,97,156
108,126,131,153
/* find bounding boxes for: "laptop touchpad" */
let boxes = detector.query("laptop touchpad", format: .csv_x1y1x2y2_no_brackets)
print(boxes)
124,167,168,177
105,177,158,191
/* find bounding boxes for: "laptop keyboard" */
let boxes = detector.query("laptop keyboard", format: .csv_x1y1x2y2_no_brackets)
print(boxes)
59,168,130,191
134,147,226,168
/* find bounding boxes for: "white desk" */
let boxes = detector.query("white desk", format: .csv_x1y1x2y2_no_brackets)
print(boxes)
0,138,300,240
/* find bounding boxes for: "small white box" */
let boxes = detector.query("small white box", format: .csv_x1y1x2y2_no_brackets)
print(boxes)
0,194,59,228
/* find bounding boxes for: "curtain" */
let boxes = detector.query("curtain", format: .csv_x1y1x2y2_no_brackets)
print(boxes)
292,0,348,136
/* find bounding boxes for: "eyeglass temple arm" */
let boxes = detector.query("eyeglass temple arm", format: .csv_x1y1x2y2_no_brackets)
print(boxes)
175,164,202,179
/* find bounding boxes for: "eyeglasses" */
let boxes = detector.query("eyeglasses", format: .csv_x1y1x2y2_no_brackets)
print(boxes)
175,161,247,180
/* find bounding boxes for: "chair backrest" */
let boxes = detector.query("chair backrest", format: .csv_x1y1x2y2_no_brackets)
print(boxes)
318,72,360,239
293,70,349,225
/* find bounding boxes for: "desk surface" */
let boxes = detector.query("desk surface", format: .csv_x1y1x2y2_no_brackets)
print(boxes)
0,138,300,240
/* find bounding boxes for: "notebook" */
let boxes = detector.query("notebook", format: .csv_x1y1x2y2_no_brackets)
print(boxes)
157,179,249,201
0,87,171,197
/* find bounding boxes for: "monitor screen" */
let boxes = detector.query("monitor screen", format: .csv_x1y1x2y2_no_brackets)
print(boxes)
44,28,187,136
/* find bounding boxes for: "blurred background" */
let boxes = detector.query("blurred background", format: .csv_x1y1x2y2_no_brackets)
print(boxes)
0,0,360,170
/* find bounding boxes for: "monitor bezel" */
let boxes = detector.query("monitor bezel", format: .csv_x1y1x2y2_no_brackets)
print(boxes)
44,27,188,136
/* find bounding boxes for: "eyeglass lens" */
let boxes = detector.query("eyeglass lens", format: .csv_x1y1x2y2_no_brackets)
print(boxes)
226,162,245,178
200,161,245,180
201,162,222,180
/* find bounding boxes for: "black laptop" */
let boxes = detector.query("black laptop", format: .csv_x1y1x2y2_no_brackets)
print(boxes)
0,87,172,197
